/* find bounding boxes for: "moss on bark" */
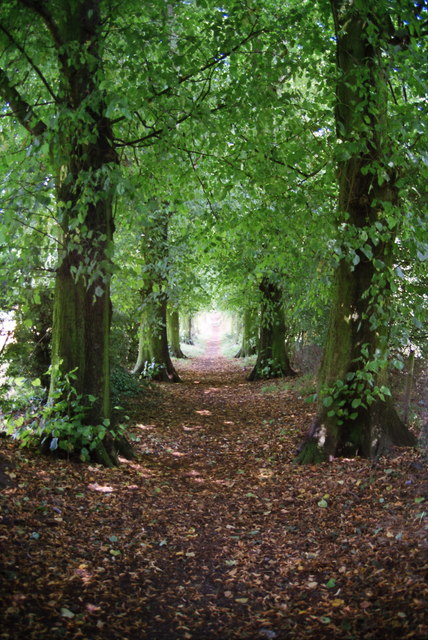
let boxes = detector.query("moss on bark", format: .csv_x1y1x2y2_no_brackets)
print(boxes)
235,307,258,358
167,308,187,359
298,0,416,463
248,278,295,381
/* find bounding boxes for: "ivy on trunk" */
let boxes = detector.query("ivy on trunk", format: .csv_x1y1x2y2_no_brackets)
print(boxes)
248,277,295,381
297,0,416,463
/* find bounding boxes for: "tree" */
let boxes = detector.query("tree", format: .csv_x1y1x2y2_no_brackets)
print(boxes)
0,0,264,461
0,0,133,464
235,305,258,358
167,307,187,359
297,0,422,463
247,275,295,380
131,202,181,382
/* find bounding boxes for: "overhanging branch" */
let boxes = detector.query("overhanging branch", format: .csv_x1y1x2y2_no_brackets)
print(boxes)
0,24,58,102
0,67,47,136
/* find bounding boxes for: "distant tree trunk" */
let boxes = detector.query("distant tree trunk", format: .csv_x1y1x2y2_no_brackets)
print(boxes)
248,278,295,381
167,307,187,358
133,289,181,382
181,315,194,344
149,294,181,381
132,284,153,376
235,306,258,358
297,0,416,464
132,202,181,382
402,350,415,426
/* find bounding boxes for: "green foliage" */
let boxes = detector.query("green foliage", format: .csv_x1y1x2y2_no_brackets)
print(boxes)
2,290,53,384
0,0,426,454
4,367,125,462
320,362,393,427
110,365,147,408
139,359,164,381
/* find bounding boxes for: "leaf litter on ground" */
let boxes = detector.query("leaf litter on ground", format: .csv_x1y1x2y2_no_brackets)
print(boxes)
0,334,427,639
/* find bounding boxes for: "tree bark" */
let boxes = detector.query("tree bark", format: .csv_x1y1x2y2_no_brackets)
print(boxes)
235,306,258,358
167,307,187,358
47,1,116,427
132,288,181,382
248,278,295,381
0,1,135,464
297,0,416,463
149,294,181,381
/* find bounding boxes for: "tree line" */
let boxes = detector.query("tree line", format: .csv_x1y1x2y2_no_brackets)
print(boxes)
0,0,426,465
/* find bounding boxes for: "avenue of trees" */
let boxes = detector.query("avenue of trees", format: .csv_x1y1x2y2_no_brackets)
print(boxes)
0,0,427,465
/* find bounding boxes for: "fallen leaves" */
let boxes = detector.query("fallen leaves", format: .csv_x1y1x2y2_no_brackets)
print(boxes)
0,346,427,639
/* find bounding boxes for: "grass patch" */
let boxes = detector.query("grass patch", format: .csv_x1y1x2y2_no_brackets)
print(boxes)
260,373,317,399
179,339,207,359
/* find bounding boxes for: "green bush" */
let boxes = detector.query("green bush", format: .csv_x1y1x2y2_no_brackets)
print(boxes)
4,367,126,461
111,365,146,407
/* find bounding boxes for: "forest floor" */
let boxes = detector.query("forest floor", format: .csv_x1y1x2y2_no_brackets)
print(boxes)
0,320,427,640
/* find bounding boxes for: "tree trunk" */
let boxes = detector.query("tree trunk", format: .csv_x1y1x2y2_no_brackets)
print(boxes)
248,278,295,381
148,294,181,382
132,287,153,376
0,1,135,465
46,2,117,431
132,201,181,382
133,288,181,382
297,0,416,463
402,350,415,426
181,315,194,344
235,306,258,358
167,307,187,358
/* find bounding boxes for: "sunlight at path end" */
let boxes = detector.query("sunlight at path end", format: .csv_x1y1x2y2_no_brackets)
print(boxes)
195,310,232,344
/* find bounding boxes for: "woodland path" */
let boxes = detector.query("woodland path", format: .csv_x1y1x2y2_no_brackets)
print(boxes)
0,324,427,640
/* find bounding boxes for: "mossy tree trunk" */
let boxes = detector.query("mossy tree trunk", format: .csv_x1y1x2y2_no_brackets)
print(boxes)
296,0,416,464
132,284,154,376
248,277,295,381
133,205,181,382
167,307,187,358
47,2,116,431
181,314,194,344
235,306,258,358
149,292,181,382
0,1,135,466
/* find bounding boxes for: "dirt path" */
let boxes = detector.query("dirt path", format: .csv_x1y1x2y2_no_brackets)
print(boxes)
0,335,427,640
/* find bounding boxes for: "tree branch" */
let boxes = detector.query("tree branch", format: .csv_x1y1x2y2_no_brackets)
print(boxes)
0,24,59,102
148,26,265,103
17,0,64,49
0,67,46,136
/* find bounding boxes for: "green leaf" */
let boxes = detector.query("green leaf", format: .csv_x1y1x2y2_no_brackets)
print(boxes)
325,578,336,588
60,608,75,618
323,396,333,408
318,498,328,508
